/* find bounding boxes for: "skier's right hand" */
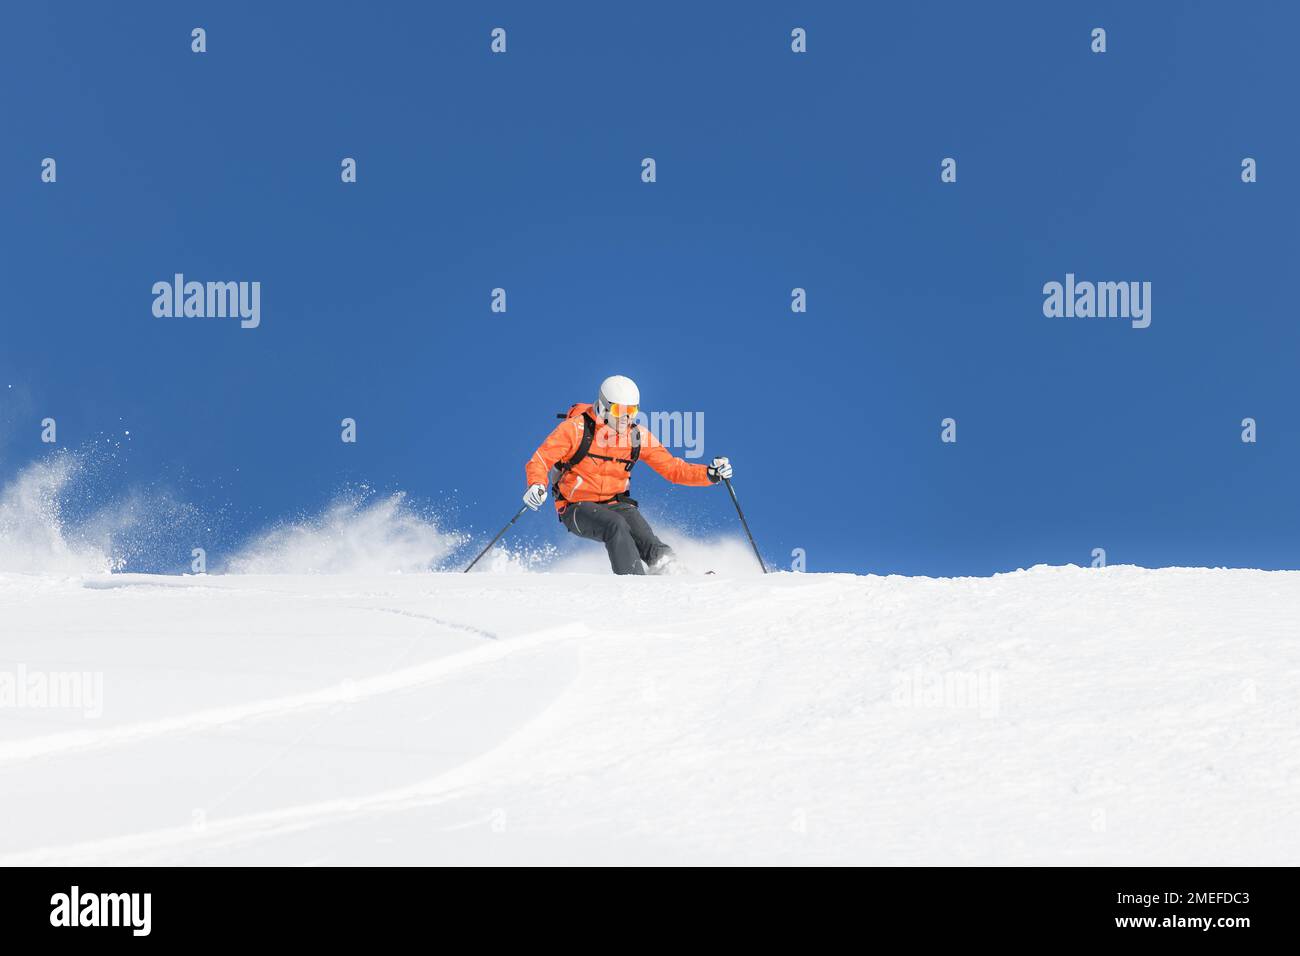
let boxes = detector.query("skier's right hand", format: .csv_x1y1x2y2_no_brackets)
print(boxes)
523,483,548,511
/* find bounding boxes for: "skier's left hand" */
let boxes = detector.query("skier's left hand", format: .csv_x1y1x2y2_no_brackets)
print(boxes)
707,456,733,482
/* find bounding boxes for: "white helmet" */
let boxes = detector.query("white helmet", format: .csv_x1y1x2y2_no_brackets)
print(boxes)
596,374,640,421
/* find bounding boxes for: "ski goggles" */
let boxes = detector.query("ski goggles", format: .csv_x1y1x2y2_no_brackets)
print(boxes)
606,402,638,418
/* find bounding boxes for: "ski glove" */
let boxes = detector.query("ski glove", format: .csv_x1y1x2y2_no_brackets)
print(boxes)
523,483,548,510
707,456,733,483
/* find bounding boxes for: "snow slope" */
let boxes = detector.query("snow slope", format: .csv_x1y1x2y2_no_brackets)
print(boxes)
2,564,1297,866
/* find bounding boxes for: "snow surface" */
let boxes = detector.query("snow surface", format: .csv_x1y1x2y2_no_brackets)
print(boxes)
3,562,1298,866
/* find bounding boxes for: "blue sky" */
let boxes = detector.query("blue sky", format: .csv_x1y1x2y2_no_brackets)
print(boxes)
2,1,1297,575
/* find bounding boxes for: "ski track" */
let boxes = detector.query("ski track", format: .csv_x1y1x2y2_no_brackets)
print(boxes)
347,605,499,641
1,624,590,866
0,620,584,768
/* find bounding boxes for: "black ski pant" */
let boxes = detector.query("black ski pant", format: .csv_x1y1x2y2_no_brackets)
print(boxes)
559,500,671,574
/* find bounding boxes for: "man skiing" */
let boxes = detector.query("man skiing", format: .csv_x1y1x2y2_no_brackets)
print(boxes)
524,375,733,574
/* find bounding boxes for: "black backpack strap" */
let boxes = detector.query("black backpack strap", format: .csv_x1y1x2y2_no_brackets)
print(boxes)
568,414,597,471
552,413,597,501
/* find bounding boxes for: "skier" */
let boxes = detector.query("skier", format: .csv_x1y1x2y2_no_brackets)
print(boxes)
524,375,733,574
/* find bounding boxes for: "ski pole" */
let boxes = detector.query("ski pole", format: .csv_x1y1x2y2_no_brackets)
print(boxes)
463,504,530,573
723,477,767,573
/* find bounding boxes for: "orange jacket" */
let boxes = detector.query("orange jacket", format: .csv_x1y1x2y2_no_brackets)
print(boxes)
526,404,712,511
